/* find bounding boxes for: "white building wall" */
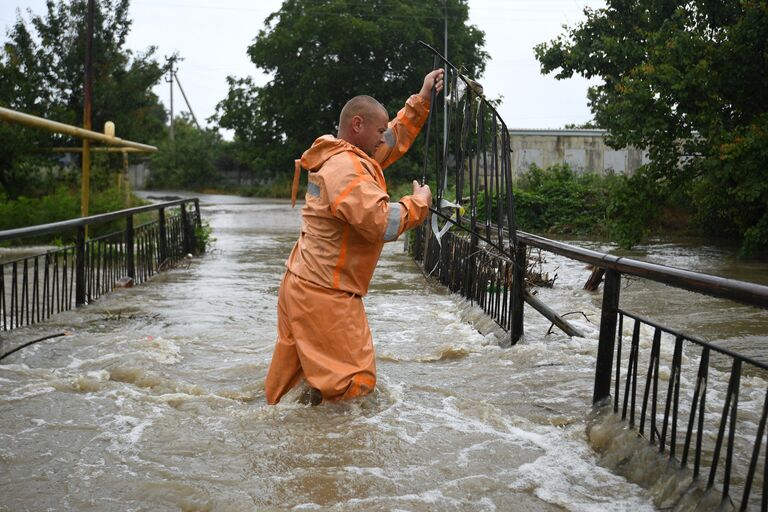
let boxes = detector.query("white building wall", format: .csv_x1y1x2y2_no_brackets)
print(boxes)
507,129,647,178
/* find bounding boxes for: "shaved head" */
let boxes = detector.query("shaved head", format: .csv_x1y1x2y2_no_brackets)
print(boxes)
339,95,387,128
337,95,390,157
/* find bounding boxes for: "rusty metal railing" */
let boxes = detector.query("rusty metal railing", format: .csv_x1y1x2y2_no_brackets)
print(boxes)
0,199,201,331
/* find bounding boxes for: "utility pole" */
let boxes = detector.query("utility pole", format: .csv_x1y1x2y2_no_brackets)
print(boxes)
81,0,94,222
174,72,201,130
166,56,176,141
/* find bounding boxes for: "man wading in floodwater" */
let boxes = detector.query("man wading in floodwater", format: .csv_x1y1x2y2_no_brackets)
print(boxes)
265,68,445,405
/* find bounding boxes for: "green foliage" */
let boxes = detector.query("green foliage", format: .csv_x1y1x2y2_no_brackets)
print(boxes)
513,164,617,235
149,116,222,190
474,164,675,249
0,184,143,245
534,0,768,253
604,168,667,249
194,219,215,254
213,0,487,180
0,0,166,198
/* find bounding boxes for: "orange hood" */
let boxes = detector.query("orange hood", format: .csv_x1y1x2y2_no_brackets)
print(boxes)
292,135,374,206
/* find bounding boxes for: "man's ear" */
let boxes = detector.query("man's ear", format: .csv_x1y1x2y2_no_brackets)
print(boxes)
351,115,364,133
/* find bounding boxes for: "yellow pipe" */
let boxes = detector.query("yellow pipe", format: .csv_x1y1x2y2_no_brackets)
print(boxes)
50,146,149,153
0,106,158,152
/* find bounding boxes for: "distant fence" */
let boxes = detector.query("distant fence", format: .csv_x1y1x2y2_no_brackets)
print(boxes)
410,222,768,510
0,199,201,331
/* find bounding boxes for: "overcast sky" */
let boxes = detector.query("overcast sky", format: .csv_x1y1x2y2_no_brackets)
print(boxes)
1,0,606,136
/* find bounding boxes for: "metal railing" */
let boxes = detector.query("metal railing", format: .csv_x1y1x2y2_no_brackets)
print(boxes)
0,199,201,331
409,222,768,510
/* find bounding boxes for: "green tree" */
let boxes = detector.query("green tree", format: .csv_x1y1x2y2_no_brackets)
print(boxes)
0,0,166,198
149,115,222,190
214,0,487,183
535,1,768,253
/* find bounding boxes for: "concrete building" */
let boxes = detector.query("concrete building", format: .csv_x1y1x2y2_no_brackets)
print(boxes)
508,129,649,177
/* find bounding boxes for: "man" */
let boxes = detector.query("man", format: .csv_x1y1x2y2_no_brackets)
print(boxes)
265,68,445,405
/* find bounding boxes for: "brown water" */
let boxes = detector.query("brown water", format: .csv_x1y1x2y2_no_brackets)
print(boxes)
0,193,765,511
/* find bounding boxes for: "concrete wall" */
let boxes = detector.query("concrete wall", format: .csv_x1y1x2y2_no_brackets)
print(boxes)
509,129,649,177
127,161,150,190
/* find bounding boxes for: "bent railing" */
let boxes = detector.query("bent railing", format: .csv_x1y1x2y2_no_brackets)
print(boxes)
0,199,202,331
415,40,766,508
409,223,768,510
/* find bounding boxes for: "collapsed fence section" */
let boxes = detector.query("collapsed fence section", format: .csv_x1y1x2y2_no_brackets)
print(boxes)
0,198,202,331
418,41,525,342
411,224,518,334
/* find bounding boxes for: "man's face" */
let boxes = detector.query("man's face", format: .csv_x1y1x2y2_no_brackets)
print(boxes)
356,107,389,158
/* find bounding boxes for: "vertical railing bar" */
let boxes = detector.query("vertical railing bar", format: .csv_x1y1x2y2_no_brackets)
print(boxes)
662,335,684,455
708,359,741,498
0,263,5,331
639,328,658,437
693,347,710,477
95,239,101,300
75,226,85,306
12,261,18,329
55,254,61,313
763,416,767,512
630,320,640,427
740,387,768,510
100,239,106,295
21,259,28,326
43,253,50,321
108,237,113,292
33,256,39,323
126,215,135,283
158,207,167,269
69,247,74,310
614,312,624,413
651,329,661,442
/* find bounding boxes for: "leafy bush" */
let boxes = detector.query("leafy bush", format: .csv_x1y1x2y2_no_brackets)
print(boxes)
0,185,145,245
473,164,678,249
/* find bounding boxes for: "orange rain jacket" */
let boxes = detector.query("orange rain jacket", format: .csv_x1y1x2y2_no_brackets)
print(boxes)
265,94,431,404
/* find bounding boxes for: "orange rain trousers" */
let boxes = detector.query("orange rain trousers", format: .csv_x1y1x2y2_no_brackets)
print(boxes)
264,94,430,405
264,271,376,405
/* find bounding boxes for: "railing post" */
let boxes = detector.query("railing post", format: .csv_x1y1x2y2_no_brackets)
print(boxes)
75,225,86,306
193,198,201,228
510,242,526,345
125,215,135,279
594,268,621,404
158,207,167,264
180,203,193,255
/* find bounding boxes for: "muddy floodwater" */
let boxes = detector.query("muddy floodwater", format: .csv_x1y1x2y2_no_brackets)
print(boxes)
1,193,765,511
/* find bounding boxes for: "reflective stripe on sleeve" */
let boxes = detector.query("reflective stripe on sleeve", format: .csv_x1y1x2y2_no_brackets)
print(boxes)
384,202,402,241
383,128,396,148
307,181,321,198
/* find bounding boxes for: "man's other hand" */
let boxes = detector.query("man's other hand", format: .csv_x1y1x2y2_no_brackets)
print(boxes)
419,68,445,102
412,180,432,205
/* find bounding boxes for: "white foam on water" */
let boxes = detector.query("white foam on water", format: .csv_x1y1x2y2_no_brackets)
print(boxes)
343,465,389,479
1,383,57,402
338,488,497,510
353,372,655,510
508,426,656,511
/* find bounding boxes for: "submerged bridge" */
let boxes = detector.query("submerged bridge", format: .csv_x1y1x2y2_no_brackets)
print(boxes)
0,194,766,511
1,44,766,510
